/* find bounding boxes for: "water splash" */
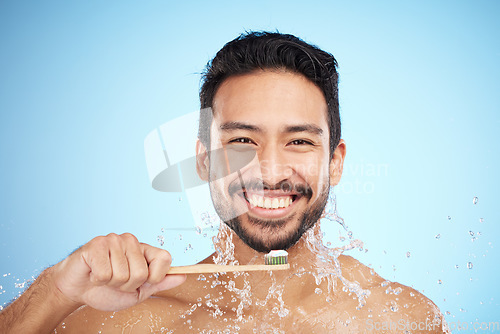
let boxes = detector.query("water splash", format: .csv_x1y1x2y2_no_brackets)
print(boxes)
303,191,372,309
174,190,374,331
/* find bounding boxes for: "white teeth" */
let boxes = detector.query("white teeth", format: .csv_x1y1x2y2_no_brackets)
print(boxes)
264,198,272,209
248,194,294,209
272,198,279,209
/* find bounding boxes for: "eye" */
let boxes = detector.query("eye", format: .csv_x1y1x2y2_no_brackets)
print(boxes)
289,139,314,146
229,137,255,144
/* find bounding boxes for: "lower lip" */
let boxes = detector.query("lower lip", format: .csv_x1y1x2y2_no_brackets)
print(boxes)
241,195,299,219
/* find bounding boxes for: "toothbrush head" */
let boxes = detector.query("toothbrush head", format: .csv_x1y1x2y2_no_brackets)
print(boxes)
264,250,288,265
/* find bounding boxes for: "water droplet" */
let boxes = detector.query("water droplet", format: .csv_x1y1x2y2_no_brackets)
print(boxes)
473,197,478,205
326,241,331,247
479,218,484,223
469,231,474,237
437,279,442,284
435,234,441,239
178,234,183,240
467,262,473,269
406,251,411,258
460,308,467,312
455,265,459,269
314,288,322,294
447,215,452,220
195,226,202,234
157,235,165,246
178,196,182,202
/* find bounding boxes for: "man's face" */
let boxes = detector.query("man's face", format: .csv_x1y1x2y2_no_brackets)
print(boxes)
205,70,335,253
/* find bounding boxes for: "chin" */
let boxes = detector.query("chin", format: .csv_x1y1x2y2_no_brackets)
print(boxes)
225,215,310,253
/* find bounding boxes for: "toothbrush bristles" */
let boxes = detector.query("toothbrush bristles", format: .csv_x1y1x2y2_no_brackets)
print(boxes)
265,250,288,265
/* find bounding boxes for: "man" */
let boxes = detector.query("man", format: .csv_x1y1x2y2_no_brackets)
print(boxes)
0,31,448,333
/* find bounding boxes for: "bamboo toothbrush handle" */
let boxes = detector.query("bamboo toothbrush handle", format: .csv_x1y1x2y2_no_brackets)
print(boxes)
167,263,290,274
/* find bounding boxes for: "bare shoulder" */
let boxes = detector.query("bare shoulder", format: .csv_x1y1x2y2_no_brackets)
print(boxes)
337,255,449,333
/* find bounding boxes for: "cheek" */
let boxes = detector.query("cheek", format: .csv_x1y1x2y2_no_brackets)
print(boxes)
293,154,330,186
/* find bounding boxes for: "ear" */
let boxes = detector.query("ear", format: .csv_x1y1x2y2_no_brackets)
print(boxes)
196,139,210,181
329,139,346,186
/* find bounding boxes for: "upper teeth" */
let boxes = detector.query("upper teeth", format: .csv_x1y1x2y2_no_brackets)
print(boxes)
248,195,293,209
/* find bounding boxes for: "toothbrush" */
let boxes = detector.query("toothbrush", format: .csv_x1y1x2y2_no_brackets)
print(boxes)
167,250,289,274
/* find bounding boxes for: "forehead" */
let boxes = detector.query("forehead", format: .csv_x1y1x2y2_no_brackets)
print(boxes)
211,70,328,131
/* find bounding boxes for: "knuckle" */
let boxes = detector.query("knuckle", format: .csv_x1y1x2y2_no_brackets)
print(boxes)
85,236,109,254
159,250,172,264
121,233,138,242
90,235,107,246
106,233,119,241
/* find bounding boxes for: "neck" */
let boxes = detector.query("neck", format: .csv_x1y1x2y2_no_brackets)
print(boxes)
211,222,326,272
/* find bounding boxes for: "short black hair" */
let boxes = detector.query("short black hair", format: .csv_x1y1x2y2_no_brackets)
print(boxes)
198,31,340,157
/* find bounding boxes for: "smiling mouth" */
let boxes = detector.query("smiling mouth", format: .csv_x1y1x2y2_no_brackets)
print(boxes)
246,194,295,209
241,191,301,210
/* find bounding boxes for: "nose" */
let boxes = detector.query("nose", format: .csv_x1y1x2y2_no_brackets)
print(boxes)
257,143,292,186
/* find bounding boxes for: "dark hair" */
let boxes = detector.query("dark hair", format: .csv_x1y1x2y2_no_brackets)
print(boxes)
198,31,340,157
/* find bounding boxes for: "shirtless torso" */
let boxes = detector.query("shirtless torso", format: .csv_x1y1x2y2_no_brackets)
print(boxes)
56,226,447,333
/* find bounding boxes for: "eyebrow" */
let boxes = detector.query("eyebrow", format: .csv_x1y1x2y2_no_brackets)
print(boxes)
219,121,262,132
219,121,324,136
284,124,323,136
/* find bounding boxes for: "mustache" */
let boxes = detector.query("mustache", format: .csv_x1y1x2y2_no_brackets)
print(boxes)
228,178,313,198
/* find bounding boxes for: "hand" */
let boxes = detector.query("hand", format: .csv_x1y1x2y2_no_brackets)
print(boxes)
51,233,186,311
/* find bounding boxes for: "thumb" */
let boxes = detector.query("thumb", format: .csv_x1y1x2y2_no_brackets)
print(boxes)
138,274,187,300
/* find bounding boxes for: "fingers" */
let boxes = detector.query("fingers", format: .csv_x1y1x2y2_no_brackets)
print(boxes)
139,273,187,301
83,233,178,294
120,234,149,292
84,236,113,285
141,243,173,284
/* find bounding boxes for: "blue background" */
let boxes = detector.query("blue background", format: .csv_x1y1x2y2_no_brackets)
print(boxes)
1,1,499,331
